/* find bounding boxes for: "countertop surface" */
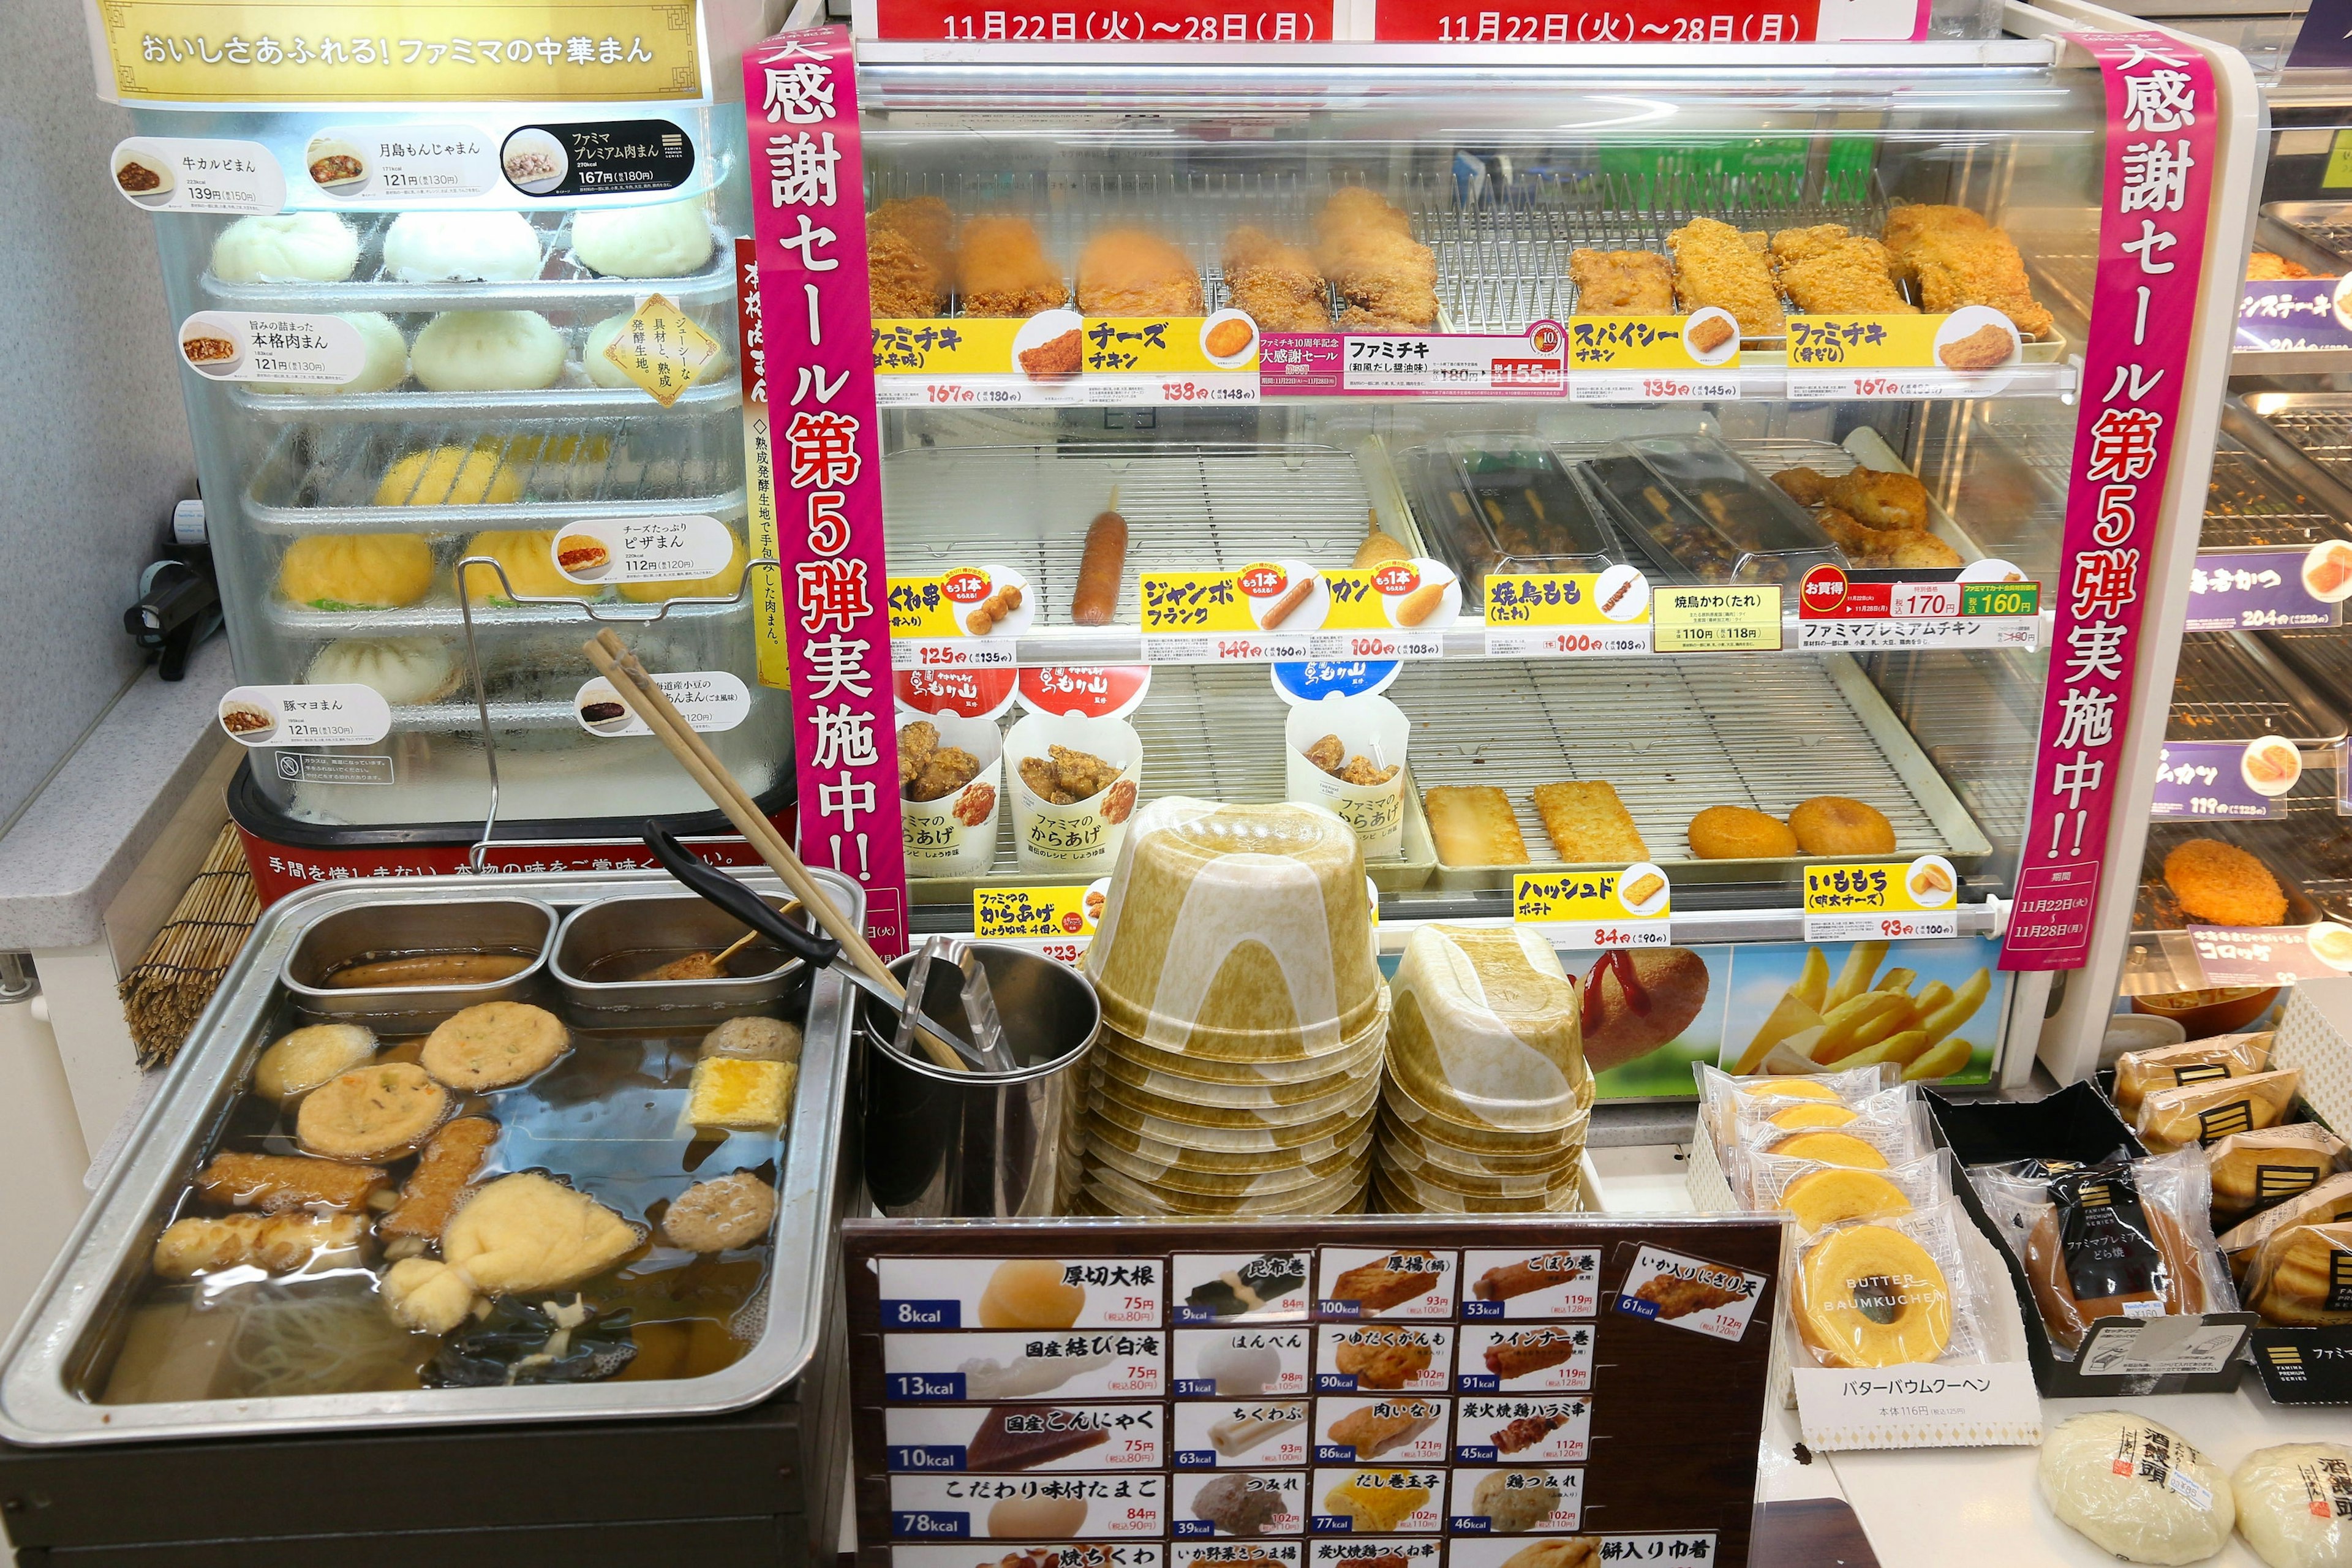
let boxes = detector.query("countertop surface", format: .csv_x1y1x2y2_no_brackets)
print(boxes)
0,637,232,949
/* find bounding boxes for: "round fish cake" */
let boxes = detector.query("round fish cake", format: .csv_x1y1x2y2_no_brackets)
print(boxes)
662,1172,778,1253
298,1061,450,1160
421,1001,570,1090
254,1022,377,1102
701,1015,801,1063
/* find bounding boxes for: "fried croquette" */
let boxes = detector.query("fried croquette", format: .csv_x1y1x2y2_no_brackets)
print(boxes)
1687,804,1800,860
2247,251,2319,281
1881,205,2053,339
1077,227,1204,316
867,224,946,317
957,215,1068,318
1823,467,1930,531
1773,232,1915,315
1668,217,1783,337
1223,227,1332,332
2164,839,2290,927
1771,467,1834,507
1569,248,1675,314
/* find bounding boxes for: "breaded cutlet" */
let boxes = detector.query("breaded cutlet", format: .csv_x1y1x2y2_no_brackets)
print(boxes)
956,214,1068,318
1569,248,1675,314
1668,217,1783,337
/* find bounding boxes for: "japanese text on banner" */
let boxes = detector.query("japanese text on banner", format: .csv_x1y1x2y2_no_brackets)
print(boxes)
2007,34,2215,973
744,27,907,957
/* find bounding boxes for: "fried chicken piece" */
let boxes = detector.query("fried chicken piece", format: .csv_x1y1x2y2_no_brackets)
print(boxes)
957,215,1069,318
1823,467,1929,530
1338,754,1399,786
1305,734,1346,772
910,744,982,803
1569,248,1674,314
1772,467,1833,507
1668,217,1783,337
1224,227,1332,332
2247,251,2318,281
1018,745,1121,805
1324,228,1441,332
899,721,940,788
867,224,946,318
1817,508,1962,570
1882,205,2054,339
1077,228,1204,316
1767,224,1853,269
1315,187,1413,252
874,195,954,276
1774,233,1915,315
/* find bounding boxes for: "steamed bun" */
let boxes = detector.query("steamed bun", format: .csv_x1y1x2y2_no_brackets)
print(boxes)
2233,1444,2352,1568
571,198,715,278
383,211,542,282
461,530,594,604
584,311,732,391
2039,1412,2233,1566
306,638,458,704
411,309,566,391
211,213,360,283
256,311,407,395
278,534,436,610
375,444,523,507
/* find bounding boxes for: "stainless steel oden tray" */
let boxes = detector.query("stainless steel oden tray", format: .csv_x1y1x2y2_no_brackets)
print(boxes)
0,869,859,1446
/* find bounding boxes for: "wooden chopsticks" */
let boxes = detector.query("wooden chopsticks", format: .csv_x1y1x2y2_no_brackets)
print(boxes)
581,629,968,1072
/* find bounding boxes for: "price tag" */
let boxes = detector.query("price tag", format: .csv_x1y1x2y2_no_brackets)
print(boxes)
1651,584,1782,652
889,566,1029,670
1080,315,1259,405
1792,1362,2041,1451
110,137,284,213
218,684,391,747
1306,558,1461,660
2151,738,2300,820
1801,856,1960,941
550,513,736,587
1783,311,2021,399
1480,568,1652,657
1340,323,1565,396
2187,546,2347,631
2188,922,2352,987
871,318,1060,408
1795,568,2043,652
974,886,1101,965
1513,866,1672,948
1137,564,1319,663
1566,312,1741,402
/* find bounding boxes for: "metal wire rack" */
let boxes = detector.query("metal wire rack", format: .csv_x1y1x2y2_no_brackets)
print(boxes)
2241,400,2352,496
2199,440,2352,551
2168,632,2346,747
2262,628,2352,716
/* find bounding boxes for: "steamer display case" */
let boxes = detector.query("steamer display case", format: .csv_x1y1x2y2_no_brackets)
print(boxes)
830,6,2263,1101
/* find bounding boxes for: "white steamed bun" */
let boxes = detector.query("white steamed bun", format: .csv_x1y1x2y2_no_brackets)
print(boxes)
2039,1412,2233,1566
584,311,732,390
257,312,407,396
382,211,542,282
211,213,359,283
571,198,715,278
410,310,565,391
306,638,458,705
2233,1444,2352,1568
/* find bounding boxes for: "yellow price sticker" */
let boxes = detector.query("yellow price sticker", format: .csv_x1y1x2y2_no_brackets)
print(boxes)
1801,856,1960,941
1652,584,1782,652
1784,314,1946,369
1080,317,1255,374
1138,569,1264,636
1515,865,1672,947
1483,571,1650,627
1566,315,1737,371
974,886,1099,963
871,317,1027,376
2328,129,2352,190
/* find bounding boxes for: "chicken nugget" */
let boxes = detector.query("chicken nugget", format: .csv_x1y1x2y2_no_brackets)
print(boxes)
1305,733,1347,773
1772,467,1834,507
957,215,1068,318
1824,468,1929,531
1569,248,1674,314
1668,217,1783,337
2163,839,2289,927
1077,228,1204,317
910,744,982,802
899,720,940,788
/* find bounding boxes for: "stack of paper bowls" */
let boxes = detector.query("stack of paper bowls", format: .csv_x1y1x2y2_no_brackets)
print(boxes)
1073,797,1387,1216
1374,924,1591,1213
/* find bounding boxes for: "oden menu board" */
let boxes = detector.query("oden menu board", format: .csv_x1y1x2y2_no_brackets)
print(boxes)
845,1218,1784,1568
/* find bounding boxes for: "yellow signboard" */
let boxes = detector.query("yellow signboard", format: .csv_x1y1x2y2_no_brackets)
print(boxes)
1080,317,1257,374
1566,315,1738,371
1801,856,1961,941
871,318,1028,376
1784,314,1946,369
1137,569,1264,636
92,1,704,103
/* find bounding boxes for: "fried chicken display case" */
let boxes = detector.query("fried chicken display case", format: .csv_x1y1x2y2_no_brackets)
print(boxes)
102,0,804,897
781,1,2265,1105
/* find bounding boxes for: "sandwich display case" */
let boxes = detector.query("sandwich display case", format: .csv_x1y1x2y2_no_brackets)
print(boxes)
108,0,799,894
821,2,2264,1115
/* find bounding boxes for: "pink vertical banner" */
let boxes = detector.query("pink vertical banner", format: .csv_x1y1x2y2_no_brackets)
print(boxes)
2007,32,2215,972
743,26,907,959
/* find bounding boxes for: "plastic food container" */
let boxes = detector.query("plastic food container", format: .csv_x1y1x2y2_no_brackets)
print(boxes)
1379,1137,1585,1199
552,889,813,1030
1086,1124,1377,1196
1374,1162,1583,1214
1103,1000,1390,1087
1385,925,1592,1134
1085,797,1381,1061
1580,434,1844,586
1084,1157,1371,1217
1086,1087,1380,1153
282,896,557,1028
1409,442,1617,599
1006,710,1142,876
899,709,1005,879
1285,695,1411,860
1375,1107,1583,1177
1094,1034,1383,1110
1381,1076,1589,1156
1088,1056,1383,1129
1081,1107,1378,1171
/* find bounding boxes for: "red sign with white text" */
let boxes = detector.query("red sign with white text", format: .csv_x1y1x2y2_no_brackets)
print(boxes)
873,0,1331,39
1376,0,1810,39
2008,33,2217,972
744,28,907,959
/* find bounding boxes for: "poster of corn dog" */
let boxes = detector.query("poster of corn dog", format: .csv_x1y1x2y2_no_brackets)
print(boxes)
1722,938,2005,1084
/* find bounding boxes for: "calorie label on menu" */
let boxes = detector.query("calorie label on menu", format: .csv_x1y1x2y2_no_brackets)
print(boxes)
848,1220,1781,1568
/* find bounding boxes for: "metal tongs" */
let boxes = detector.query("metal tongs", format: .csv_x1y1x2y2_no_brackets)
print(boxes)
642,825,1012,1072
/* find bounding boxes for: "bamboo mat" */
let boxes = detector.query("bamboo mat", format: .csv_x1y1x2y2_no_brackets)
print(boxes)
118,824,258,1067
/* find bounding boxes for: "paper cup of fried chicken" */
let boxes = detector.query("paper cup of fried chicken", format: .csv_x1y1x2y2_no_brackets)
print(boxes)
1005,711,1142,876
898,710,1004,878
1284,695,1409,860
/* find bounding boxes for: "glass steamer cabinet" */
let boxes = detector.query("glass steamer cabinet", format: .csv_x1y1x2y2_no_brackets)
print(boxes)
812,1,2261,1112
103,0,795,899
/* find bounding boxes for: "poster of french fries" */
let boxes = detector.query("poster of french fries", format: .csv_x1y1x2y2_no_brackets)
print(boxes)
1723,938,2003,1084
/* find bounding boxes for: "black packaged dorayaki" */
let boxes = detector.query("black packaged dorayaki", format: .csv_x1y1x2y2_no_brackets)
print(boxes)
2111,1031,2272,1119
2206,1123,2350,1225
1970,1150,2238,1356
2134,1066,2302,1153
2244,1221,2352,1327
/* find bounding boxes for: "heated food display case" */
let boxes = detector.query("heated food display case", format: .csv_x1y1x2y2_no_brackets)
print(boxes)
111,1,796,891
834,6,2262,1123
